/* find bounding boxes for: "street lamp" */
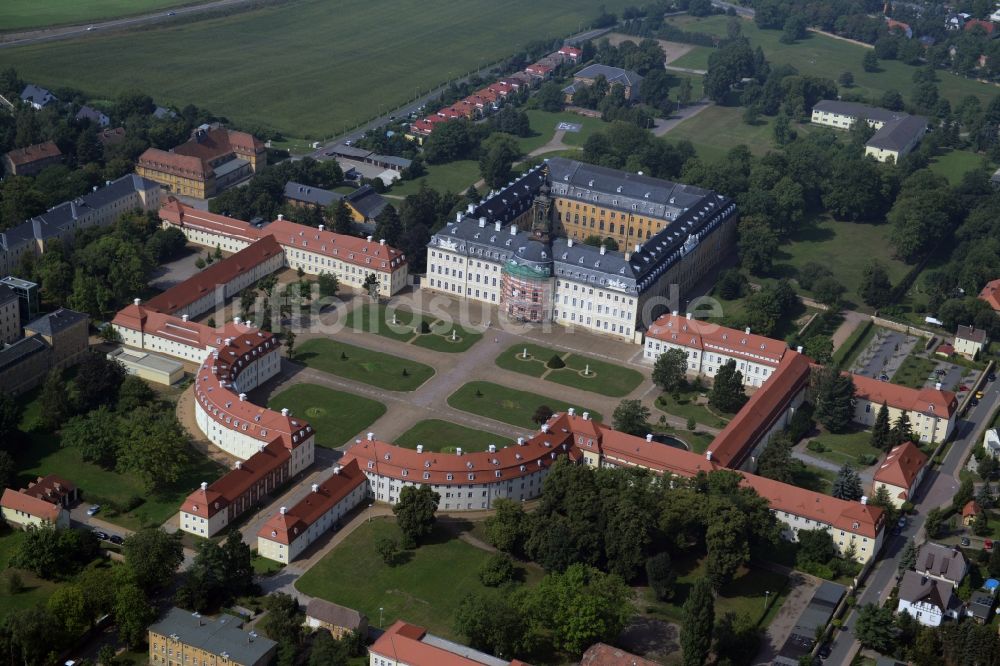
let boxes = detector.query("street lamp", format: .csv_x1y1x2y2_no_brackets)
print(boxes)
379,607,384,628
764,590,770,610
368,503,373,523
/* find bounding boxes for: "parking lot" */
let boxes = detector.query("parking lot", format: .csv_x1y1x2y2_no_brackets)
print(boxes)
850,329,918,379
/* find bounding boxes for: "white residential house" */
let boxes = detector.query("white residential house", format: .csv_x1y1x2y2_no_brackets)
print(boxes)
897,570,960,627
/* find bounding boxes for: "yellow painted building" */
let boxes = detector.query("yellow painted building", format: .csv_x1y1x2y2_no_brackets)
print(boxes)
149,608,277,666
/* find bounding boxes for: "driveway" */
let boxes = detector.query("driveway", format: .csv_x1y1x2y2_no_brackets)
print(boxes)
149,246,207,292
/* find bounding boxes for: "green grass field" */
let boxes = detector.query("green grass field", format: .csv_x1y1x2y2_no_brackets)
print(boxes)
2,0,637,138
266,383,386,448
891,352,937,389
495,344,644,397
771,217,911,308
0,0,194,31
655,389,730,429
343,302,483,352
520,110,604,153
0,528,60,620
667,105,781,162
668,15,997,106
15,389,223,531
389,160,480,197
448,381,602,429
929,149,993,185
807,428,879,468
395,419,504,453
296,518,542,639
670,46,713,71
295,338,435,391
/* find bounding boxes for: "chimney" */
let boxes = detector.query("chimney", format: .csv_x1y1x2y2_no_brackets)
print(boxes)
797,345,804,353
567,238,574,247
517,437,525,445
281,408,289,416
277,214,284,221
672,310,678,316
182,314,189,322
200,481,208,491
706,451,713,461
625,252,631,261
380,238,386,246
333,465,341,474
133,298,141,306
599,245,606,255
468,203,476,213
646,433,653,442
686,312,692,320
860,495,868,505
416,444,424,453
582,411,590,420
456,447,463,456
635,244,641,253
318,224,325,231
488,444,497,453
367,235,374,242
510,224,518,235
495,221,501,231
478,217,486,228
935,382,942,390
234,316,242,326
745,326,750,335
568,407,575,416
235,461,242,470
238,393,247,401
311,483,319,493
367,432,375,441
279,506,287,515
541,424,550,433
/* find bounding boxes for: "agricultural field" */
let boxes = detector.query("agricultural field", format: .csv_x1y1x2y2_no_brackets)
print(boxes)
266,383,386,448
2,0,638,138
0,0,193,31
666,15,998,105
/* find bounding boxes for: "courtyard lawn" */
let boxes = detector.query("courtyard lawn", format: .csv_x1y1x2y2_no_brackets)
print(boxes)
655,388,731,428
667,105,780,162
642,554,789,625
448,381,602,429
806,428,880,468
891,352,938,390
791,462,837,495
666,14,997,106
929,149,993,185
0,528,59,621
494,344,645,397
344,303,483,352
651,423,716,455
0,0,194,30
1,0,638,138
295,338,435,391
771,217,911,309
267,384,386,448
389,160,480,197
15,389,224,531
395,420,505,453
296,518,542,639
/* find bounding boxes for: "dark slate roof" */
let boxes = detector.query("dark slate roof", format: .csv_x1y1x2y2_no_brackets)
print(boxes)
813,100,904,124
149,608,276,664
344,185,388,220
470,165,546,223
331,146,373,160
574,64,644,87
152,106,177,119
0,284,17,307
970,593,994,620
898,570,955,610
283,181,342,208
23,308,87,337
75,106,108,125
0,336,48,373
20,84,56,107
376,154,412,169
867,114,928,151
916,542,967,584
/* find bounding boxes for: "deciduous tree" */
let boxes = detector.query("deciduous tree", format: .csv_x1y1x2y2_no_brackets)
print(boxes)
393,485,440,547
122,528,183,594
709,360,747,413
652,348,688,392
612,399,650,436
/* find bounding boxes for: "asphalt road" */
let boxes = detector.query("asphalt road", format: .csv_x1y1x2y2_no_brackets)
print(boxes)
825,370,1000,666
710,0,755,17
0,0,260,48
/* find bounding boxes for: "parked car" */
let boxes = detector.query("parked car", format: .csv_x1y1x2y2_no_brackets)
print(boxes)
985,539,993,551
959,384,971,392
167,11,176,15
898,516,907,528
879,374,890,381
93,530,108,541
989,373,996,382
961,537,971,547
109,535,124,545
86,504,101,516
971,397,980,407
935,368,947,376
818,643,833,660
976,390,986,399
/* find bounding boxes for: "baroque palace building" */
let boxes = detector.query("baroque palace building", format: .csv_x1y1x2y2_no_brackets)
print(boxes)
425,158,737,342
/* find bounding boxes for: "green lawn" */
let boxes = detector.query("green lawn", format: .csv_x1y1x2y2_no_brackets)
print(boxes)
395,419,505,453
667,15,997,106
448,381,602,429
0,0,194,30
642,554,789,626
791,462,837,495
806,428,880,468
670,46,713,71
295,338,435,391
667,105,780,162
343,302,483,352
494,344,645,397
891,352,937,389
296,518,542,639
0,528,59,620
15,389,224,531
929,149,993,185
267,383,386,448
521,109,604,152
389,160,480,197
833,320,875,368
1,0,640,137
654,388,730,428
772,217,911,309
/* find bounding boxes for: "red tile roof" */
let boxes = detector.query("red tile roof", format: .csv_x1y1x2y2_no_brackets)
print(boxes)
144,235,282,314
265,217,406,273
558,46,583,59
97,127,126,146
4,141,61,167
159,197,262,244
1,488,62,522
873,441,927,491
181,440,290,519
174,127,263,163
646,313,789,367
706,351,813,468
371,621,525,666
980,279,1000,311
138,148,208,179
21,475,76,505
851,374,957,418
965,18,995,34
963,500,982,517
257,459,366,545
581,643,660,666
